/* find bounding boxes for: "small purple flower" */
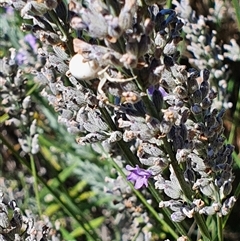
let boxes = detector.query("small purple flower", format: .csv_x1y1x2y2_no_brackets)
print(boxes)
148,86,168,97
24,34,37,52
126,165,152,189
5,6,14,15
16,50,27,65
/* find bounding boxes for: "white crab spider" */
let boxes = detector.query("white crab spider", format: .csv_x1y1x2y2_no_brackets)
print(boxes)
68,53,136,101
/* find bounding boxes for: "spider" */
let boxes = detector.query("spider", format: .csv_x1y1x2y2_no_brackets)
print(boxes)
67,52,136,102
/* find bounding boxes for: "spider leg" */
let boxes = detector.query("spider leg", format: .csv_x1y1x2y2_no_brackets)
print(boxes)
96,76,119,109
95,66,111,102
107,74,137,83
98,65,110,76
96,68,137,104
97,76,108,100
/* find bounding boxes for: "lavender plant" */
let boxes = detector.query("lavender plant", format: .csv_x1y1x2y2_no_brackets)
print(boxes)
0,0,239,240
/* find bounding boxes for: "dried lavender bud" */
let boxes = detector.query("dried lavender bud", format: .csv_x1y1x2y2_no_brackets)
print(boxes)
125,37,139,57
221,196,236,216
220,181,233,199
208,89,218,99
159,199,183,211
200,69,210,81
182,206,194,218
29,119,37,137
176,149,191,163
191,103,202,120
118,0,137,33
169,129,185,150
9,200,22,229
188,68,200,78
76,133,107,144
187,76,199,94
138,34,150,57
200,80,210,99
201,97,212,109
107,131,123,143
22,96,31,109
14,70,26,86
184,166,196,184
151,88,164,113
11,1,25,10
199,205,217,216
223,144,235,156
191,89,202,103
18,138,31,153
155,166,182,199
193,178,215,198
171,211,186,222
2,57,18,76
154,32,166,48
41,67,56,83
21,2,49,17
173,85,188,99
31,134,40,154
45,0,58,10
163,55,174,67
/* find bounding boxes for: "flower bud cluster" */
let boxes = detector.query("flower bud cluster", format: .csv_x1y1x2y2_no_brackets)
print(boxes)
0,49,39,155
173,0,236,110
0,189,61,241
150,66,236,220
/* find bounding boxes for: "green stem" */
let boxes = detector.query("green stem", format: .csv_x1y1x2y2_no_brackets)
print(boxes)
99,107,117,131
141,94,160,118
48,10,74,56
99,106,139,166
194,214,211,241
30,154,42,217
166,0,172,9
217,215,223,241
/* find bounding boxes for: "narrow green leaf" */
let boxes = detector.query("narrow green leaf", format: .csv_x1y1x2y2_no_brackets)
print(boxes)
0,113,9,123
70,217,105,237
44,203,61,216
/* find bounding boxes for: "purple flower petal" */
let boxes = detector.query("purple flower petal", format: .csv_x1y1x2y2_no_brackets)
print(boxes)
126,164,135,171
5,6,14,15
158,86,168,97
135,176,149,189
16,51,27,65
126,165,152,189
24,34,37,52
148,86,168,97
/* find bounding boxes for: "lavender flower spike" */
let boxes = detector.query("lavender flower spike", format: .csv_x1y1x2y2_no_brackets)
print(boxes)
126,165,152,189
